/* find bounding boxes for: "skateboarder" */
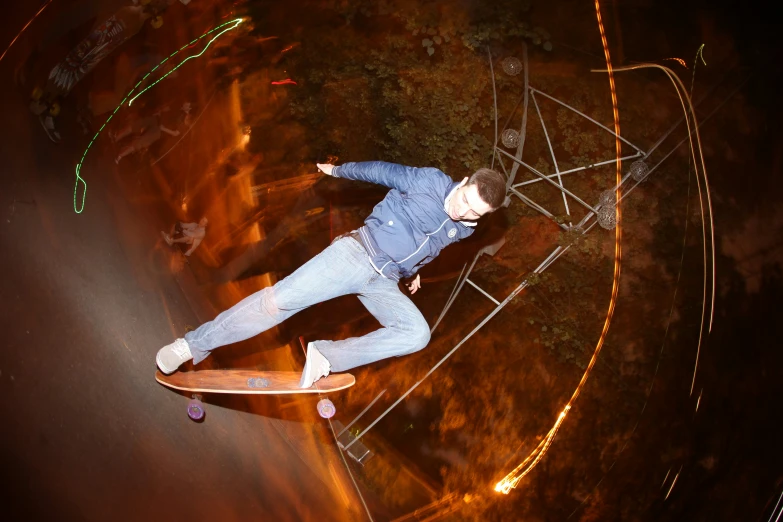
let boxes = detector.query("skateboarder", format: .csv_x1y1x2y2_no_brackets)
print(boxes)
162,217,208,256
156,161,506,387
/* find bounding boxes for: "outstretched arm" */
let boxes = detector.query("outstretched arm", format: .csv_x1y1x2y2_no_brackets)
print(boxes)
317,161,427,192
160,125,180,137
184,237,202,256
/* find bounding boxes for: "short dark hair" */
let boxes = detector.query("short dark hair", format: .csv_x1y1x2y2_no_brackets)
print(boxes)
468,168,506,209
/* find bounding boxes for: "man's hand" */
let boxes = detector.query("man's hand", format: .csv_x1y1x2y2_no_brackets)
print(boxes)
406,274,421,294
316,163,335,176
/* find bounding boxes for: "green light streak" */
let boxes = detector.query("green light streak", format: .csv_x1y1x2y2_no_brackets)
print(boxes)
129,22,241,106
696,43,707,66
73,18,243,213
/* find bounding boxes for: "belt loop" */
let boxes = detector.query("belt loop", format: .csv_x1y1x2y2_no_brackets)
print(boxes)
332,229,364,250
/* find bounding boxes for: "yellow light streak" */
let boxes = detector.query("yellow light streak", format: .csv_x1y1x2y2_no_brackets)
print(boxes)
696,43,707,66
663,466,682,500
494,0,624,494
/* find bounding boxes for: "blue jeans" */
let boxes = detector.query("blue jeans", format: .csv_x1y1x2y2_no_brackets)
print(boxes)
184,236,431,372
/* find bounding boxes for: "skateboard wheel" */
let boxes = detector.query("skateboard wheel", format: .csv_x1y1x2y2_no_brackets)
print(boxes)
49,102,61,117
317,398,336,419
31,87,43,101
187,396,205,421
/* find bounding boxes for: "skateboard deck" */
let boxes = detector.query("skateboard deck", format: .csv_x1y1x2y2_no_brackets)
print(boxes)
155,369,355,395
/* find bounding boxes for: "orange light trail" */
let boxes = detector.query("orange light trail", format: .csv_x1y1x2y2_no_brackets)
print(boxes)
0,0,54,64
591,61,716,393
494,0,624,494
663,57,687,68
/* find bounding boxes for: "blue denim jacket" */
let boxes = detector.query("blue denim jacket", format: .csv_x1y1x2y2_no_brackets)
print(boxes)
332,161,476,281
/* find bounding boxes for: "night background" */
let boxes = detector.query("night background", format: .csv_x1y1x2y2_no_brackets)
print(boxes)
1,0,781,520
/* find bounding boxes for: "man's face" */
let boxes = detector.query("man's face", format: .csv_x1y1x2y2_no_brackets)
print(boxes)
447,179,494,221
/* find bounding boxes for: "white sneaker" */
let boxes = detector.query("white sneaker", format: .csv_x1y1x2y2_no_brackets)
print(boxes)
161,231,173,245
156,338,193,374
299,342,331,388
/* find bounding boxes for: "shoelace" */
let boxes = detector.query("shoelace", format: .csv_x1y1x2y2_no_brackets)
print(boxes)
172,341,189,358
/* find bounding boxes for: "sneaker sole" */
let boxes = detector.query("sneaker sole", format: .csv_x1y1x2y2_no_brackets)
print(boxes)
156,352,177,375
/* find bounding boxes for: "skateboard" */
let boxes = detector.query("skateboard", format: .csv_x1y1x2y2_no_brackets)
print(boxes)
156,370,355,421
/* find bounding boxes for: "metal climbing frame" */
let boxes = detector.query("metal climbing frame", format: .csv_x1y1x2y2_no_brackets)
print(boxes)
337,42,732,453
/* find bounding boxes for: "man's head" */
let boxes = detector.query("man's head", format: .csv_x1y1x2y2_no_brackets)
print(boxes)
446,168,506,221
199,217,209,227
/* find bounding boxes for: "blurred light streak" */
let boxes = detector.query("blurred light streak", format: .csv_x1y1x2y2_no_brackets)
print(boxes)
157,288,178,339
72,18,243,213
327,461,352,508
296,339,374,521
149,90,217,168
768,489,783,522
690,45,704,105
660,467,672,488
271,78,297,85
663,466,682,501
495,0,624,494
128,18,244,106
570,66,739,517
663,57,687,68
590,62,716,394
696,43,707,66
695,388,702,412
497,0,623,493
0,0,53,64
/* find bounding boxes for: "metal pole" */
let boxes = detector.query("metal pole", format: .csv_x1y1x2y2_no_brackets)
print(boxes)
336,389,387,439
512,152,643,187
531,90,571,219
466,279,501,305
505,43,530,190
530,87,644,153
509,188,569,230
488,47,498,171
431,253,481,334
496,148,598,213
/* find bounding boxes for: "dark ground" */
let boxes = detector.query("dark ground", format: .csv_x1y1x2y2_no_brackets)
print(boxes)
0,2,366,521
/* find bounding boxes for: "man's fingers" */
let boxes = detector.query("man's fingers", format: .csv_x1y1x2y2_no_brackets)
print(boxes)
316,163,333,175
